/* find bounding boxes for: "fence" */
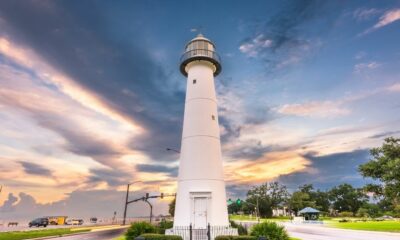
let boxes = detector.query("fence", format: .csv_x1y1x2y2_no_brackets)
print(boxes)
166,224,238,240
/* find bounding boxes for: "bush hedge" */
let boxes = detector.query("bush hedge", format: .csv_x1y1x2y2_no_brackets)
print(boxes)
156,220,174,234
250,222,289,240
230,220,248,235
126,222,156,240
215,236,256,240
140,233,182,240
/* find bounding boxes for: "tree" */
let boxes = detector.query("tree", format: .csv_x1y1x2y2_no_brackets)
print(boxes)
357,203,382,218
313,190,330,213
298,184,330,212
168,198,175,217
329,183,368,216
288,191,315,215
227,199,242,214
359,137,400,214
246,182,289,218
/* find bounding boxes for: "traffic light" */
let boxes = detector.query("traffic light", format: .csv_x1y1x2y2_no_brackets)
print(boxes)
236,198,242,206
227,198,233,205
161,193,164,199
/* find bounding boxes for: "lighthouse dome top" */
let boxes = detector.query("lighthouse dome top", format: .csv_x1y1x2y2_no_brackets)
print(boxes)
180,34,221,76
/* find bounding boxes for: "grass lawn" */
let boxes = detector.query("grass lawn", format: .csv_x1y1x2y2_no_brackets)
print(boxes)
229,214,290,222
330,220,400,232
0,228,90,240
113,236,126,240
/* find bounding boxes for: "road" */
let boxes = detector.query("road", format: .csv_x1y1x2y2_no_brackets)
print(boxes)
48,227,127,240
283,222,400,240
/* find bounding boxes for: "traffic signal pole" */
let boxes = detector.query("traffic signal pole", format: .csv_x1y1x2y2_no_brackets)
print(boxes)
123,192,176,225
123,184,130,225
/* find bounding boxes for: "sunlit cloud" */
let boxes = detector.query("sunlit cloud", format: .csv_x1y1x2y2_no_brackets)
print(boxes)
225,151,311,184
277,100,350,118
0,37,143,134
361,8,400,35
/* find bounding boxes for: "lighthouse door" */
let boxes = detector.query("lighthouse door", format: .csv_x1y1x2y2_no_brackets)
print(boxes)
193,197,207,229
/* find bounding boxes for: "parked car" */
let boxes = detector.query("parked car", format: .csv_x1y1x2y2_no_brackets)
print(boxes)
66,218,84,225
90,217,97,223
29,218,49,227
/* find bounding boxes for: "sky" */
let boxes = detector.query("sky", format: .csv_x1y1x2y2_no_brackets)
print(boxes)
0,0,399,220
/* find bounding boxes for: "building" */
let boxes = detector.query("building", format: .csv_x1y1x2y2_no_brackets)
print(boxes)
167,34,237,239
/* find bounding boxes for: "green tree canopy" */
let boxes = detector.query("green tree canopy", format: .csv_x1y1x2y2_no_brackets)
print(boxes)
246,182,289,217
288,191,316,215
359,137,400,213
298,184,330,212
329,183,368,216
168,198,175,217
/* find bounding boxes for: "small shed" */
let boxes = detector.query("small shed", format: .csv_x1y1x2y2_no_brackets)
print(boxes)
298,207,320,220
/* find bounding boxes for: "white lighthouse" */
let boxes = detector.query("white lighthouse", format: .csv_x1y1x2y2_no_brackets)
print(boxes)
170,34,236,236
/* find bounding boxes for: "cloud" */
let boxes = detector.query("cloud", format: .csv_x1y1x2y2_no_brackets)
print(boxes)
353,61,381,73
87,168,132,187
0,1,185,163
368,130,400,139
225,151,311,185
276,83,398,118
136,164,178,177
0,193,18,212
387,83,400,92
18,161,52,176
373,8,400,29
277,100,350,118
278,149,371,190
0,190,169,221
361,8,400,35
238,0,330,70
239,34,273,57
353,8,380,21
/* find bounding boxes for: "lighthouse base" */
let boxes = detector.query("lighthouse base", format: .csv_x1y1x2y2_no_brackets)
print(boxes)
166,226,238,240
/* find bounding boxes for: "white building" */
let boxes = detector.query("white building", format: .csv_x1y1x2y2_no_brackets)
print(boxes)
168,34,237,238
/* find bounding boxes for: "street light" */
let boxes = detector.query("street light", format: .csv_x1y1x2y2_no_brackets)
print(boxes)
123,181,142,225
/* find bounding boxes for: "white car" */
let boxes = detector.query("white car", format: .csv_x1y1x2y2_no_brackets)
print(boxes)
66,218,84,225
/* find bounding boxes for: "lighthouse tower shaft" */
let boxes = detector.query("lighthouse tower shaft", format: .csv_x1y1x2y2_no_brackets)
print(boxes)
174,35,229,228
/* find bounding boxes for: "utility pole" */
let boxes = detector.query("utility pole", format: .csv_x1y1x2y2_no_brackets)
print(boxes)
122,181,141,225
123,184,130,225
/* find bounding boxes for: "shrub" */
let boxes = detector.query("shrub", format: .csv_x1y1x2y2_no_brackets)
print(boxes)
338,211,353,217
338,219,350,223
230,220,248,235
140,233,182,240
156,220,174,234
215,236,256,240
126,222,156,240
250,221,289,240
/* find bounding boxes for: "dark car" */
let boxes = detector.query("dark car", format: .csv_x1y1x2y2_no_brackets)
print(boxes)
29,218,49,227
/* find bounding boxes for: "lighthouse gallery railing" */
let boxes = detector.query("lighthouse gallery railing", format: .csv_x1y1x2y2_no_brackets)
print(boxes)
180,49,221,64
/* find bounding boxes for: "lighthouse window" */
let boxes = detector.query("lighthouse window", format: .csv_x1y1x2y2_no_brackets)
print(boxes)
193,79,197,84
211,115,215,120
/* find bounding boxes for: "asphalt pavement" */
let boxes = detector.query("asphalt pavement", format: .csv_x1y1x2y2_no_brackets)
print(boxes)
283,222,400,240
48,227,127,240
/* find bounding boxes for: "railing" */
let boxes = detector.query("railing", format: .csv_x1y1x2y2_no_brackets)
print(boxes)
166,224,238,240
180,49,221,64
